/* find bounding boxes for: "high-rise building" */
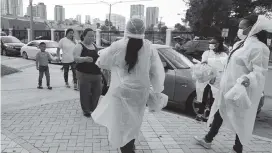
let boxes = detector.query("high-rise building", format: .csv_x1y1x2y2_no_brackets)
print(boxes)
36,2,47,20
54,5,65,22
76,15,82,24
85,15,91,24
130,4,144,19
146,7,159,28
106,14,126,31
27,4,37,17
1,0,23,16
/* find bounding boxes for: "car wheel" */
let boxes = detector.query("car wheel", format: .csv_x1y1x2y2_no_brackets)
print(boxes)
22,51,28,59
186,92,200,115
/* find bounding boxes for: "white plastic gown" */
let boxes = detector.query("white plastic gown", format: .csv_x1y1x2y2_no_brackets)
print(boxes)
196,50,228,102
91,38,165,148
216,15,271,145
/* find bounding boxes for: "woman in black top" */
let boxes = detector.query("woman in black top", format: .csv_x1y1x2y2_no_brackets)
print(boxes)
73,28,101,117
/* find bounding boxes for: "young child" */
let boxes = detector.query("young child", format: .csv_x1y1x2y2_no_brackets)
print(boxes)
36,42,55,90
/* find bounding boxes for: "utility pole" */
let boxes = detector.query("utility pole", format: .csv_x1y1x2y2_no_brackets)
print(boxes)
29,0,33,41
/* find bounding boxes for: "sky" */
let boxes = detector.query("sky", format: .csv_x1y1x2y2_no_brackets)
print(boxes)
23,0,188,27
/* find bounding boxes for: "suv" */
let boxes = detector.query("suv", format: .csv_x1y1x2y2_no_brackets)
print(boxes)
179,40,229,61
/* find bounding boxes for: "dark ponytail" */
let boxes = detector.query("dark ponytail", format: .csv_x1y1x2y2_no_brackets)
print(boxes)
125,38,143,73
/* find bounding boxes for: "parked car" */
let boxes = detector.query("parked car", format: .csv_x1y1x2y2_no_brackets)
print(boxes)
179,40,229,61
100,44,265,115
20,40,62,63
1,31,7,36
1,36,25,56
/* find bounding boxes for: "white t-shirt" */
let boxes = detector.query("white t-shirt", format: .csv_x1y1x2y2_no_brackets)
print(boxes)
58,37,76,63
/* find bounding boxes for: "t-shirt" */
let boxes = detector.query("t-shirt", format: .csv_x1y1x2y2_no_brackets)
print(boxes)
58,37,76,63
36,51,53,66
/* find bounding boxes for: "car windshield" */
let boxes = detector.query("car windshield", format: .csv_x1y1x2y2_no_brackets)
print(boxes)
45,41,59,48
158,47,195,69
1,37,21,43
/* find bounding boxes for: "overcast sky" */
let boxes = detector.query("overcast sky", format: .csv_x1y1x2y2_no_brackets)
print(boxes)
23,0,188,27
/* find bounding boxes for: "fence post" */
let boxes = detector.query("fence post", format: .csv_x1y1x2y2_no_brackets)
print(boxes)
166,29,172,46
96,29,101,46
9,28,13,36
27,29,31,42
51,29,55,41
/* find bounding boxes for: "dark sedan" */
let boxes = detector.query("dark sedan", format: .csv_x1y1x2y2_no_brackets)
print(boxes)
1,36,25,56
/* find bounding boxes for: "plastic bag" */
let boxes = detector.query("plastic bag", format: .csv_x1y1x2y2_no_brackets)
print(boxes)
192,63,216,83
147,88,168,112
224,82,252,109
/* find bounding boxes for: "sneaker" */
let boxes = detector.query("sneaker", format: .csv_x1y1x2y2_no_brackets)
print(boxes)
74,83,78,90
66,82,71,88
195,114,203,121
47,86,52,90
194,136,212,149
37,86,43,89
83,112,91,118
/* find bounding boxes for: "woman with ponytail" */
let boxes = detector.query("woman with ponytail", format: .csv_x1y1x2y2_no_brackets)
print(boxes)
91,18,165,153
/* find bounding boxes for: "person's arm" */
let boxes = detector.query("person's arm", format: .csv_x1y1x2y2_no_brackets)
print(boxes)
95,42,118,70
73,43,92,63
47,52,54,61
57,39,62,59
149,46,165,93
36,53,39,70
201,51,209,63
238,46,270,88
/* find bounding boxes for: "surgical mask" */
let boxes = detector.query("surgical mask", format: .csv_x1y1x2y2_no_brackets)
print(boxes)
237,29,247,40
209,44,216,50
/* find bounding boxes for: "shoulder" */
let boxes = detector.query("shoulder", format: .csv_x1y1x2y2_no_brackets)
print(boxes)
202,50,210,56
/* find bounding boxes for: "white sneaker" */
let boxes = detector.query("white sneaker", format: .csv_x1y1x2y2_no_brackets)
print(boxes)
194,136,212,149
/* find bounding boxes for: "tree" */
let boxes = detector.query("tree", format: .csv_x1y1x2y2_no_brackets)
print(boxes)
160,26,168,32
100,25,109,31
174,23,187,32
111,26,117,31
96,23,101,29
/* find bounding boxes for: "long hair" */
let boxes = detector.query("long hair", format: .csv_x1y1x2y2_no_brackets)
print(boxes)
214,36,225,54
80,28,94,41
244,14,268,45
125,38,143,73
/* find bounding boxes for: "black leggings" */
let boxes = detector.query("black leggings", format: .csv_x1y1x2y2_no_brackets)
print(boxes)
205,111,243,153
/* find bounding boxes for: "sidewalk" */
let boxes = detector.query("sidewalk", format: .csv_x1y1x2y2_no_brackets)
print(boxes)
1,99,272,153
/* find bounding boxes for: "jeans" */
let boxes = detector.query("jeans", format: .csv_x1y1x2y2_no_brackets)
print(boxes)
76,71,102,113
205,111,243,153
63,62,77,84
38,66,50,86
120,139,135,153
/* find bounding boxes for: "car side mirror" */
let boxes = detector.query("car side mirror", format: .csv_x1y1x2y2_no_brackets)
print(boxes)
162,61,167,68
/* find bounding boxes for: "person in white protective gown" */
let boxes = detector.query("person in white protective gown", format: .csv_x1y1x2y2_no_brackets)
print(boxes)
195,36,228,122
91,18,165,153
194,14,271,153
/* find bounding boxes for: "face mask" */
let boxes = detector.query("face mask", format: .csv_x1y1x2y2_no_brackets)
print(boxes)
237,29,247,40
209,44,216,50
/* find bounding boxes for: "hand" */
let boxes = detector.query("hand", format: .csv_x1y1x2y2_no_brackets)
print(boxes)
241,76,250,87
209,77,216,85
202,61,208,64
85,57,93,63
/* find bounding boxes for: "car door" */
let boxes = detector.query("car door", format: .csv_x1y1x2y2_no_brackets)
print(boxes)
27,42,39,59
158,52,176,101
